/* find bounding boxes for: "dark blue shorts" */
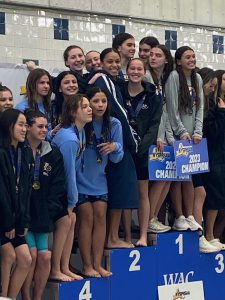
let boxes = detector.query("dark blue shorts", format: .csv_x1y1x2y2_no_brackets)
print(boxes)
77,193,108,206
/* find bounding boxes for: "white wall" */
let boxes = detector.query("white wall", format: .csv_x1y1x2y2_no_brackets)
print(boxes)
0,1,224,73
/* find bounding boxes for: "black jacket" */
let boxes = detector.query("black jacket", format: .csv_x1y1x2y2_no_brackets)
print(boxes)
121,81,162,168
0,146,33,234
29,142,67,232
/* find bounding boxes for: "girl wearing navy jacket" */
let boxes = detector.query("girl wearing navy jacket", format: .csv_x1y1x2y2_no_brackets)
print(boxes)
88,48,139,248
52,94,92,279
121,58,162,246
0,109,32,298
77,87,123,277
21,110,69,299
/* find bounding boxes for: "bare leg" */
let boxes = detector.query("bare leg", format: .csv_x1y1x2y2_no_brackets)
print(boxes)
61,212,83,280
122,209,133,244
150,181,170,219
92,201,112,277
33,251,51,300
155,182,171,217
136,180,149,247
107,209,131,248
77,202,99,277
193,186,206,225
205,209,218,241
0,243,16,297
170,182,183,218
50,215,72,281
21,248,37,300
182,181,194,217
8,244,32,299
214,211,225,239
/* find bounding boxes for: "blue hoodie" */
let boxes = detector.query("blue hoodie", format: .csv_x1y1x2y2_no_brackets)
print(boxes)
77,117,123,195
52,126,85,208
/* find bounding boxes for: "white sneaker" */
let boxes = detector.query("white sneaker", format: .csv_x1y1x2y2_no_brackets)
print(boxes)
148,217,171,233
186,215,203,231
172,215,190,231
155,217,171,232
199,236,219,253
209,239,225,251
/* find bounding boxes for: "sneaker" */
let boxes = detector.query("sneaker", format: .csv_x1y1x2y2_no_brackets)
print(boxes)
186,215,203,231
172,215,190,231
209,239,224,251
199,236,220,253
148,217,171,233
155,217,171,232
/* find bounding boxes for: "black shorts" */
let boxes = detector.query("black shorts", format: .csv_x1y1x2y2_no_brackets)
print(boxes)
135,166,149,180
192,173,204,188
1,234,26,248
53,208,68,223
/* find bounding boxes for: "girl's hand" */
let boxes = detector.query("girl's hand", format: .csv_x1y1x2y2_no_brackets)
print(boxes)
51,123,61,137
5,229,15,239
193,136,202,144
180,133,191,140
157,140,164,154
88,73,103,84
218,97,225,108
67,207,74,217
98,142,116,155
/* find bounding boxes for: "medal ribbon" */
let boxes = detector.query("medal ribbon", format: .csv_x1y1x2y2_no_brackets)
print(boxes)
74,125,85,171
9,146,22,193
90,123,106,163
33,144,42,186
126,94,146,120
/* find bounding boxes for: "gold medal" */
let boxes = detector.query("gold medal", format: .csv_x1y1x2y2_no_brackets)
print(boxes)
32,181,40,190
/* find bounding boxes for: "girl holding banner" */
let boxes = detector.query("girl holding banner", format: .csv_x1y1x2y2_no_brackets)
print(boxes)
165,46,204,232
146,45,174,234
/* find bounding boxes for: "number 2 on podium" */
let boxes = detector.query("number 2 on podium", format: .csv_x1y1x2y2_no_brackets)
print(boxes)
129,249,141,272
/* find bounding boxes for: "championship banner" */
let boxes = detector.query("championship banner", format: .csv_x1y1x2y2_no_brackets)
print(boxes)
173,139,209,176
148,145,191,181
158,280,205,300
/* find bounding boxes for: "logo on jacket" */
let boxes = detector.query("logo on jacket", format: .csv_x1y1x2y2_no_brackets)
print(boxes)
43,162,52,176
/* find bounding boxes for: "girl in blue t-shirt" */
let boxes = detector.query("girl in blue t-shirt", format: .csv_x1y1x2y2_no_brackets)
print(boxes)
77,87,123,277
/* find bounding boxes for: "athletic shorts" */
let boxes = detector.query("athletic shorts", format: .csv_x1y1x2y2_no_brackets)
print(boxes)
26,231,49,251
0,234,26,248
77,193,108,206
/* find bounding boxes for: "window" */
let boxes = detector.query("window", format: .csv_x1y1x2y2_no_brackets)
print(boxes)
112,24,125,39
165,30,177,50
213,35,224,54
0,12,5,35
54,18,69,40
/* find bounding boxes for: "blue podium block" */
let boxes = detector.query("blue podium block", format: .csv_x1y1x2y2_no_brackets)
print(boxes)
108,247,158,300
198,251,225,300
58,277,110,300
156,232,202,286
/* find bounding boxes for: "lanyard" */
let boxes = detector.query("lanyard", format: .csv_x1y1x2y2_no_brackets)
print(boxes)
156,84,165,104
74,125,85,170
32,144,42,190
126,94,146,119
90,123,106,163
9,146,21,194
189,87,196,106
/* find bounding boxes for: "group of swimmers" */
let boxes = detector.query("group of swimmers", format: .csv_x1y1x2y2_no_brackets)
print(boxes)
0,32,225,299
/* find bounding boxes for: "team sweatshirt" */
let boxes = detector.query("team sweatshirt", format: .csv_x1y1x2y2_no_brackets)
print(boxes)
77,117,123,195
